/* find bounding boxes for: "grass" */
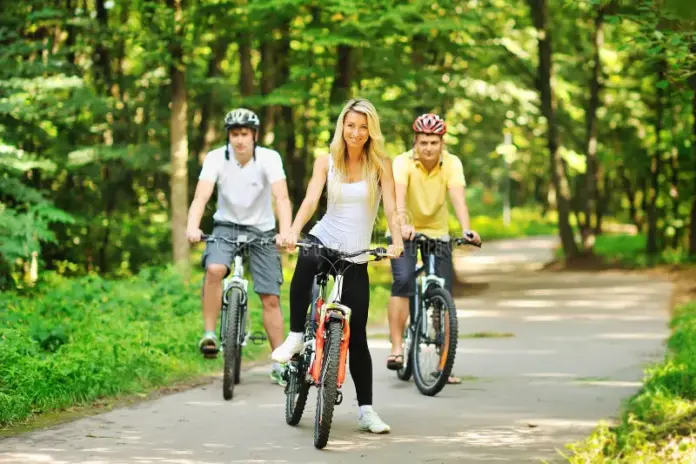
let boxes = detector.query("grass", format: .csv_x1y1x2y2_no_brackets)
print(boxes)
555,233,694,269
593,233,694,268
564,300,696,463
0,267,224,428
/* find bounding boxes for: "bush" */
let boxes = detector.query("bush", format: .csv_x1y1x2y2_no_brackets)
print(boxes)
0,268,223,427
565,301,696,463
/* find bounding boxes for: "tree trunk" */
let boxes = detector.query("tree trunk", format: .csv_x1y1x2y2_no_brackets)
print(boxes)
619,163,641,229
239,33,254,97
526,0,579,258
689,45,696,257
94,0,110,91
168,0,190,269
273,20,300,208
197,39,227,164
596,172,611,234
259,41,276,143
582,5,606,250
647,59,666,257
329,45,354,121
412,34,430,115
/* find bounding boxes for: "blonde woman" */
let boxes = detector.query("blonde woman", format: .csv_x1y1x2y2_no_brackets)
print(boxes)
273,98,404,433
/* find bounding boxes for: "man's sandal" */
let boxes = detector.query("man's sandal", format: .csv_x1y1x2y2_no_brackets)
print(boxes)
386,354,404,371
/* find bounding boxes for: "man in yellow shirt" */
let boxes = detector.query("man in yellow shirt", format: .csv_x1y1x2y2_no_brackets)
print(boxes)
386,113,481,384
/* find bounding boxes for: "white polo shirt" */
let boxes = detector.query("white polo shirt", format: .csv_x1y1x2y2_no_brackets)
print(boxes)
199,145,286,231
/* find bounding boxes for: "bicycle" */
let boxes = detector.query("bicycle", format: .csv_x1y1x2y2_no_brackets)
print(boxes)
282,240,390,449
201,233,275,400
395,232,481,396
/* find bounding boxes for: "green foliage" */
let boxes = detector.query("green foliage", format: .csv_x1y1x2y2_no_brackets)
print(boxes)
590,234,694,267
469,209,557,240
0,0,693,280
0,267,223,427
565,301,696,463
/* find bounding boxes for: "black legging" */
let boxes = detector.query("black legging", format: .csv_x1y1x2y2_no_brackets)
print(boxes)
289,239,373,406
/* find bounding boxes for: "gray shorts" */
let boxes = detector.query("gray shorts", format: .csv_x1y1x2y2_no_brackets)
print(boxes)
201,222,283,297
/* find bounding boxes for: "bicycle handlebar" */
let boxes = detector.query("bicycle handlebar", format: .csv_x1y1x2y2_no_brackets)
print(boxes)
201,233,276,247
295,241,393,261
413,232,482,248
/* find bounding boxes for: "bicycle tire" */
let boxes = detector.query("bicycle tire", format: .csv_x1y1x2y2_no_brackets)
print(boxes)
396,320,413,381
412,286,458,396
285,357,310,425
234,303,246,385
313,319,342,449
222,287,243,400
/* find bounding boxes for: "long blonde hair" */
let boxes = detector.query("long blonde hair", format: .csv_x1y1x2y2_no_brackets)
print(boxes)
328,98,386,208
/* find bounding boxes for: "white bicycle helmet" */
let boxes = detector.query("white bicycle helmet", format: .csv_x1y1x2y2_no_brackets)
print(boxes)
224,108,260,131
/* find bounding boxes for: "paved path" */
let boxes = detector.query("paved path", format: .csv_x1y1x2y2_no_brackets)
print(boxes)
0,236,673,463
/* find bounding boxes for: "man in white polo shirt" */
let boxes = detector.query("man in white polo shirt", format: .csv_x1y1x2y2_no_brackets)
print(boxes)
185,108,293,386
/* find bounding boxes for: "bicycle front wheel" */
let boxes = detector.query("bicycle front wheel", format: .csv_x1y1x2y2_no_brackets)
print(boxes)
222,287,243,401
313,319,342,449
412,286,458,396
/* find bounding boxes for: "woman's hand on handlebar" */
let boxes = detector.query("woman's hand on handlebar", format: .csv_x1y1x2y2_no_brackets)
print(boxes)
278,229,300,252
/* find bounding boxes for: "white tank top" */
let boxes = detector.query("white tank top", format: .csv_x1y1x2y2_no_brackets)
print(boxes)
309,156,381,263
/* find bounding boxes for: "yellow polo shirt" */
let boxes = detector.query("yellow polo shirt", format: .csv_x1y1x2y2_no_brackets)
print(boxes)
392,150,466,238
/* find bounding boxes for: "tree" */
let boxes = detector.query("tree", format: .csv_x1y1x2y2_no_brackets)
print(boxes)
527,0,580,258
168,0,190,270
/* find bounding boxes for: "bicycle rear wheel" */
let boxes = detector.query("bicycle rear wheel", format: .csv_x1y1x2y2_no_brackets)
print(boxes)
313,319,342,449
222,287,243,400
412,287,458,396
285,355,310,425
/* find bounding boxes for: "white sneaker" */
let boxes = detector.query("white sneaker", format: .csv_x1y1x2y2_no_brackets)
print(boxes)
359,408,391,434
271,333,304,363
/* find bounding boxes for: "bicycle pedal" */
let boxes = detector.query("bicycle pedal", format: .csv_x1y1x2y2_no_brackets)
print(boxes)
335,390,343,406
248,331,267,345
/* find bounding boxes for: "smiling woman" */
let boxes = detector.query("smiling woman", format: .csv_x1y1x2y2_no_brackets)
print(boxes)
272,98,405,435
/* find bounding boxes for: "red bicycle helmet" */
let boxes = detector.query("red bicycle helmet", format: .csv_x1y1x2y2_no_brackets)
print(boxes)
412,113,447,135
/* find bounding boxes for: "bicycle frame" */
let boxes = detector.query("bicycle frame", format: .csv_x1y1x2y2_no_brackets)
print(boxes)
411,243,446,337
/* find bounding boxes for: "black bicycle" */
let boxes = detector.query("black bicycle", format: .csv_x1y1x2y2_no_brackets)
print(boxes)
282,240,390,449
395,232,481,396
201,233,275,400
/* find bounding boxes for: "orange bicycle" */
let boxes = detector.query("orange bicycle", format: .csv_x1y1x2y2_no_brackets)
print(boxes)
282,240,389,449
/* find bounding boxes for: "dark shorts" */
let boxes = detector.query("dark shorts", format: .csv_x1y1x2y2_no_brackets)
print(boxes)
386,236,453,297
201,222,283,297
